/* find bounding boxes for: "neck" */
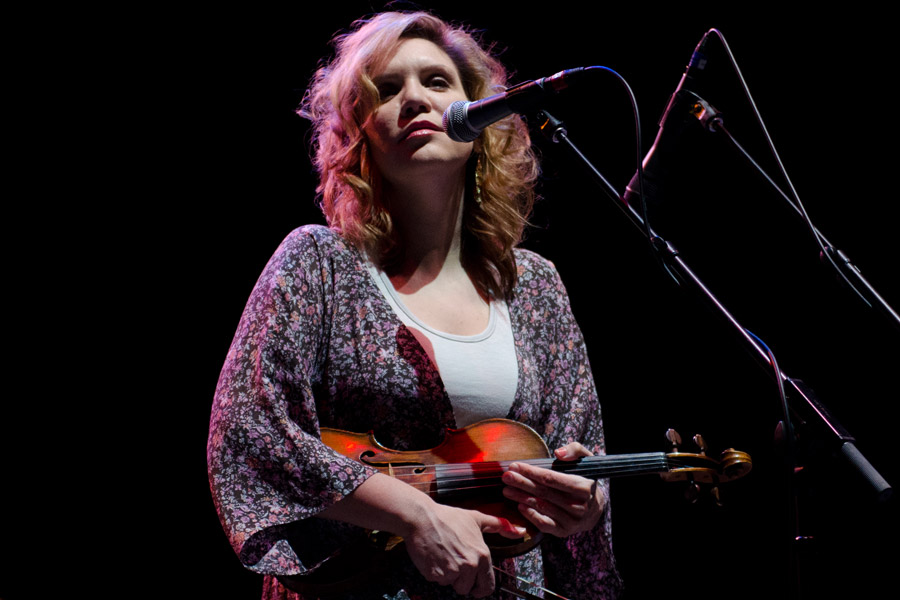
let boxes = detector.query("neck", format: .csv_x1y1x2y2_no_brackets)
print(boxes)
382,165,468,289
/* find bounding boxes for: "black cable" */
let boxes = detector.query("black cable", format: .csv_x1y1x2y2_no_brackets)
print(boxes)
706,29,873,309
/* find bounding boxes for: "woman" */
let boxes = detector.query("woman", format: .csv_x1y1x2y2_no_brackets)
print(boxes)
208,11,622,599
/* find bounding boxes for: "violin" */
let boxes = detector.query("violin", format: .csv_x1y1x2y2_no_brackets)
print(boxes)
277,418,751,596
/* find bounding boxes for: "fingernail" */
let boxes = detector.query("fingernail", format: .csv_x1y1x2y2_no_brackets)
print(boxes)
556,447,568,458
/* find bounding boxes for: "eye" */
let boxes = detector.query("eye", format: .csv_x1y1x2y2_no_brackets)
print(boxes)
376,81,400,102
428,75,450,89
426,73,452,90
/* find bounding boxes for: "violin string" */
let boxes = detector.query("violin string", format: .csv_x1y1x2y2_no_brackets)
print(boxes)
380,463,731,496
432,462,670,482
361,453,738,497
408,455,710,473
383,458,672,484
393,468,676,496
387,467,668,490
380,455,671,478
356,451,744,498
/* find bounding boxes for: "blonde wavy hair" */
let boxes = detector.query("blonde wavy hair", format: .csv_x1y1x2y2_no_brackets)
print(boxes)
300,11,538,299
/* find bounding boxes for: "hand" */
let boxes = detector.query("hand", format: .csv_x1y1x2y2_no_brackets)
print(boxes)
404,503,526,598
501,442,606,538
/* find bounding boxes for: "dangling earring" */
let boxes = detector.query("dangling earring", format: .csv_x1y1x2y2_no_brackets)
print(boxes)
474,154,484,205
360,141,371,183
360,140,383,211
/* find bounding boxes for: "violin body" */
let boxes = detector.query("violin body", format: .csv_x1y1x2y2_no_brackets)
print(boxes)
322,418,553,556
277,418,751,596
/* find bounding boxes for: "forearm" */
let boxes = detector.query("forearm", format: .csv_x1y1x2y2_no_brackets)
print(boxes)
315,472,431,538
315,472,524,598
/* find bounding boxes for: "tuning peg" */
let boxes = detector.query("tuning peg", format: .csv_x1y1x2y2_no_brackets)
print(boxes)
710,486,723,507
665,429,682,452
684,480,700,504
692,434,708,456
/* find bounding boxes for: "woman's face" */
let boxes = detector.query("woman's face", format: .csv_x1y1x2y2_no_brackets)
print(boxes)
363,37,474,187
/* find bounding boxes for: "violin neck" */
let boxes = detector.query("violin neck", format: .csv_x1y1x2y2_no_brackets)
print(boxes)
542,452,670,480
434,453,669,500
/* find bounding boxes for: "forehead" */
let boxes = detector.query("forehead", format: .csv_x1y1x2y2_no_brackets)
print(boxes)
372,37,460,77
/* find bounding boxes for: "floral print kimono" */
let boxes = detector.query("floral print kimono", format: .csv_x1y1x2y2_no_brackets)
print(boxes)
208,225,622,599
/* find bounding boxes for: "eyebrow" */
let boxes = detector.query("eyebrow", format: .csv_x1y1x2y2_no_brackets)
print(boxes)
372,62,459,83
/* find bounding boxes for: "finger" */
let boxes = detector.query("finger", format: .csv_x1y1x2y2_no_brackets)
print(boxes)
516,486,606,537
434,564,457,586
476,512,528,539
470,551,495,598
589,480,608,513
502,467,589,508
503,485,591,520
554,442,594,460
503,462,595,502
452,561,477,596
516,499,577,537
423,563,452,585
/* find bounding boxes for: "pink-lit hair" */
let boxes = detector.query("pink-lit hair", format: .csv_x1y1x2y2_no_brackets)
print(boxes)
300,11,538,298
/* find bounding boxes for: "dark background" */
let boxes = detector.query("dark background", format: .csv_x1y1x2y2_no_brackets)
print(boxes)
18,2,894,599
189,2,897,599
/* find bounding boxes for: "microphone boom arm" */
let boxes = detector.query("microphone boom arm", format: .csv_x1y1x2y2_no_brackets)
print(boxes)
536,109,892,501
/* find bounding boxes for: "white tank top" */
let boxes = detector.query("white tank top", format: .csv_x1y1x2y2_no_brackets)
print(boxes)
366,264,519,427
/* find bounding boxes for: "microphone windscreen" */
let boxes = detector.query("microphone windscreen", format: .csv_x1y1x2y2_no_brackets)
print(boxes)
442,101,481,143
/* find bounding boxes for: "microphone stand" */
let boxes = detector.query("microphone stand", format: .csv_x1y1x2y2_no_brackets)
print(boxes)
535,108,892,598
682,92,900,334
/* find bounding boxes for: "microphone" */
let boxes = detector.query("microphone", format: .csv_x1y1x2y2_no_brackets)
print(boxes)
623,32,711,208
442,68,585,142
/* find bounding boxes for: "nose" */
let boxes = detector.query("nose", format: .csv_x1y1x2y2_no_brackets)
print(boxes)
399,79,430,118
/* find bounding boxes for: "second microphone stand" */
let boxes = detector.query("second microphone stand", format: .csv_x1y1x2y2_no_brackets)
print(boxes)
534,106,891,599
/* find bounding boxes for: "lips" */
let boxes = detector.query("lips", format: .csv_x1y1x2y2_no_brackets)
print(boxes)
401,120,443,140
